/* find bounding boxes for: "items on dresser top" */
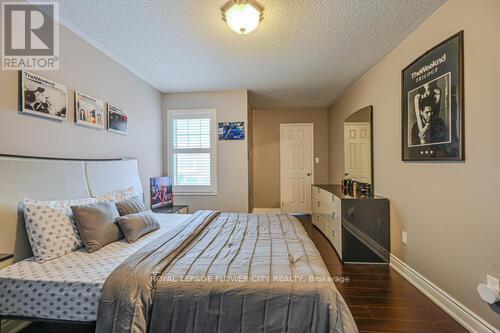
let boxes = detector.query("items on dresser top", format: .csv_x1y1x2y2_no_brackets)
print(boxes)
341,178,372,198
152,205,188,214
312,184,390,264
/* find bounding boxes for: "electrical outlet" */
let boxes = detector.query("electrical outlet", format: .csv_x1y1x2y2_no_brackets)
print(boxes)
487,275,500,292
401,231,408,245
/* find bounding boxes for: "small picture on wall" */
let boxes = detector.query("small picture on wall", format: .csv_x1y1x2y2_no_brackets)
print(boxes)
402,31,464,161
74,91,105,129
218,121,245,140
19,71,68,121
107,104,128,135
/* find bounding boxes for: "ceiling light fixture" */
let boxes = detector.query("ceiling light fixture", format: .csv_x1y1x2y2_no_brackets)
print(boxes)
221,0,264,35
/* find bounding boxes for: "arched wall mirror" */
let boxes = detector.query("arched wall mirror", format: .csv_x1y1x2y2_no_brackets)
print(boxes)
343,105,374,196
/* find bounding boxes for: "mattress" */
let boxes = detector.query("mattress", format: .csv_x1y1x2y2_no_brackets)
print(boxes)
0,213,191,322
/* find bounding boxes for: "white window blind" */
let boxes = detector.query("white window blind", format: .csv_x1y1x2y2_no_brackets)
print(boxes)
167,109,217,194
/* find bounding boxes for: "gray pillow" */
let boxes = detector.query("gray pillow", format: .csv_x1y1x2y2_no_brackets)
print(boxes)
71,202,123,253
115,196,147,216
116,210,160,243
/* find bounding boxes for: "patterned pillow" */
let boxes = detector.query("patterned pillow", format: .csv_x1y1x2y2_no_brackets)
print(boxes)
116,210,160,243
95,186,138,203
23,197,98,262
115,196,148,216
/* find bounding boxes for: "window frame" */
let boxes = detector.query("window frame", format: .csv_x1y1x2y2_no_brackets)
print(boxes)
166,109,218,195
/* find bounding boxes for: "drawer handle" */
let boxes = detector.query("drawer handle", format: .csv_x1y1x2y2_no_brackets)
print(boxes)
332,212,335,219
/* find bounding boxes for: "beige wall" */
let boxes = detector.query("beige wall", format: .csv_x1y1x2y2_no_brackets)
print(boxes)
253,108,329,208
162,90,249,213
328,0,500,327
0,25,163,204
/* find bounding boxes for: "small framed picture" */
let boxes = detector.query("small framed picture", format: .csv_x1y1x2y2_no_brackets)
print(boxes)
107,103,128,135
218,122,245,140
19,71,68,121
150,176,173,209
74,91,105,129
402,31,464,161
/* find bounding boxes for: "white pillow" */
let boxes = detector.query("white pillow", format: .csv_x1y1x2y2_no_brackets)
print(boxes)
95,186,139,203
23,197,98,262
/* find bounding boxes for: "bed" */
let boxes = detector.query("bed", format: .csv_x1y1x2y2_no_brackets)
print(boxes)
0,155,357,333
0,213,190,322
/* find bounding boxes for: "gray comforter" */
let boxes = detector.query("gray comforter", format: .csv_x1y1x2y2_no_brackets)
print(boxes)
96,211,357,333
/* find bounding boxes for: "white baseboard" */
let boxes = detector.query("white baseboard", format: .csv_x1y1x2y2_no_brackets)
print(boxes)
390,254,499,333
1,319,30,333
252,208,282,213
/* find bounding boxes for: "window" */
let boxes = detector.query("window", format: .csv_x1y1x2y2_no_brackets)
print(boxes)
166,109,217,195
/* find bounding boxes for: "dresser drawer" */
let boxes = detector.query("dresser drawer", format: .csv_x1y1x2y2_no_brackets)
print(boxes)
312,186,320,199
321,214,341,259
319,188,335,209
311,212,321,228
311,185,343,260
312,213,327,235
312,198,319,214
312,186,335,209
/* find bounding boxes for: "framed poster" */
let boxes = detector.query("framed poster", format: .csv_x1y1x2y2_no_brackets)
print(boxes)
19,71,68,121
150,176,173,209
402,31,464,161
107,104,128,135
74,91,105,129
218,121,245,140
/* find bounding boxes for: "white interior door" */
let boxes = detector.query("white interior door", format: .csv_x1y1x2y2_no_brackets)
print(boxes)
280,124,313,213
344,123,371,183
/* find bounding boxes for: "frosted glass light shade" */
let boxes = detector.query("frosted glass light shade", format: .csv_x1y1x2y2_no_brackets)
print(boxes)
221,1,264,35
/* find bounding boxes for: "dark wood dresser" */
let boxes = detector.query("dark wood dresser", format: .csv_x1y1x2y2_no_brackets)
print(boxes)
312,184,390,264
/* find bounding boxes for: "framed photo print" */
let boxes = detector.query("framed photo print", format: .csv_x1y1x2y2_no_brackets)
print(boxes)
74,91,105,129
402,31,464,161
19,71,68,121
218,121,245,140
107,104,128,135
150,176,173,209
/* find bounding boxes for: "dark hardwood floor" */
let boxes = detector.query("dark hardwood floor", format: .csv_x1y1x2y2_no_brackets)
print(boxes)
22,215,468,333
296,214,468,333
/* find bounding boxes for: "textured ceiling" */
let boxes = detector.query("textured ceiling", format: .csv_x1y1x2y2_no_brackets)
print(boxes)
57,0,446,108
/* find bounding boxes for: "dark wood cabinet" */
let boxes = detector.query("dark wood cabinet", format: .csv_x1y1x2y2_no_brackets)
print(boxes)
312,185,390,264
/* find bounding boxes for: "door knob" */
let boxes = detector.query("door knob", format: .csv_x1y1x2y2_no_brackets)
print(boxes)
306,173,311,176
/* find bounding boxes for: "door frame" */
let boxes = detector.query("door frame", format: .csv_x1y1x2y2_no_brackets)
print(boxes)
279,123,315,214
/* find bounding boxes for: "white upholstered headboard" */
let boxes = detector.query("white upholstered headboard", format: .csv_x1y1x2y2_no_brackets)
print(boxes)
0,155,143,261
